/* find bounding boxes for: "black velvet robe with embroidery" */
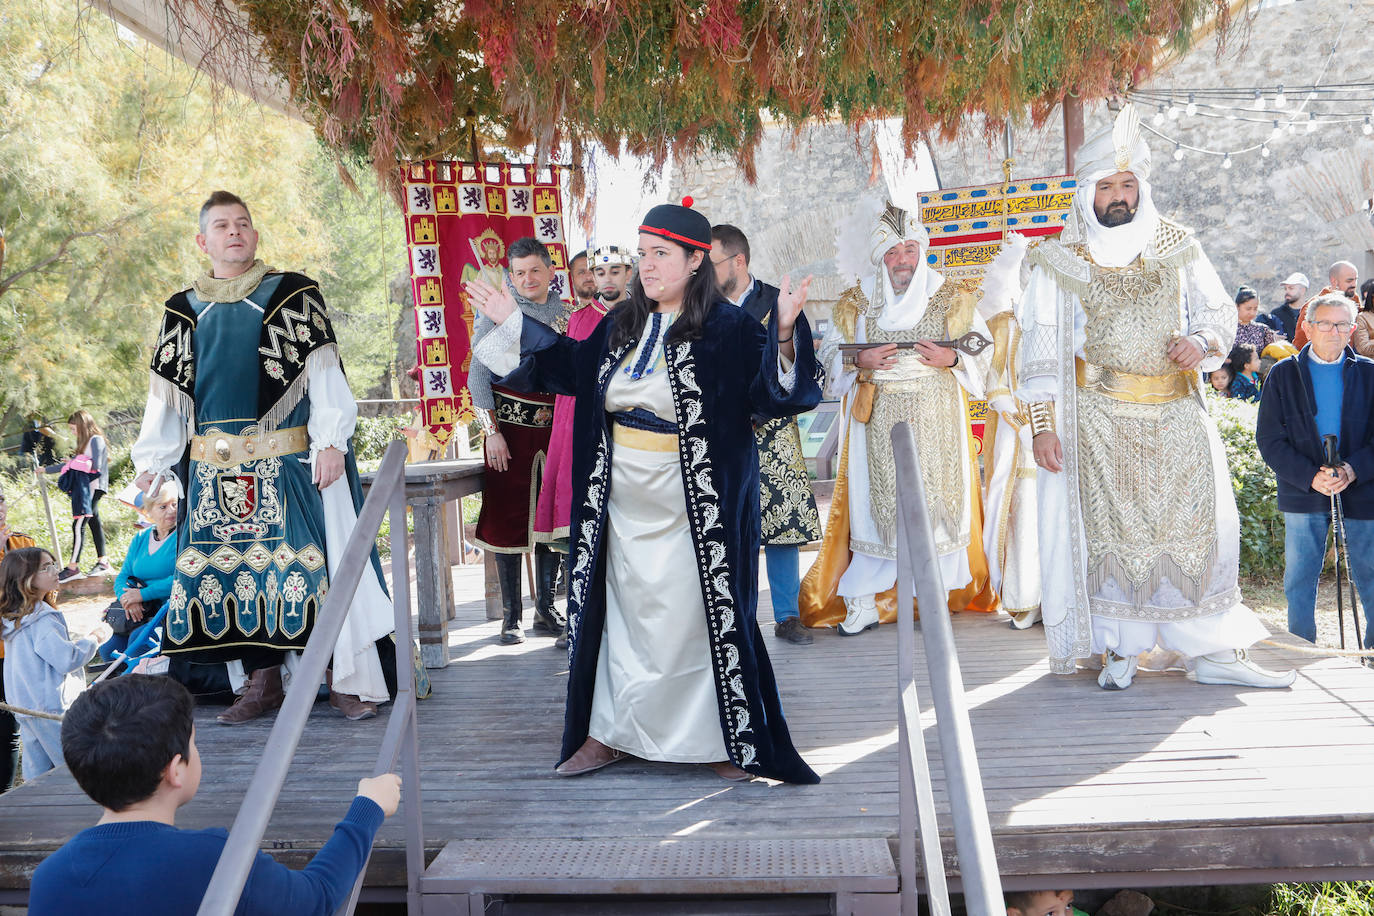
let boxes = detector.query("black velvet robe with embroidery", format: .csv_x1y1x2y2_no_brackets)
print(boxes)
500,302,822,784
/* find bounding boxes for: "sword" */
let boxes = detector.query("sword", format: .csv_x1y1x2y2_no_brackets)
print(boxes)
838,330,993,357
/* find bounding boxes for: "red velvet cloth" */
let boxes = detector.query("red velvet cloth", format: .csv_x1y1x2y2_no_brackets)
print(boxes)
534,301,609,543
473,385,555,552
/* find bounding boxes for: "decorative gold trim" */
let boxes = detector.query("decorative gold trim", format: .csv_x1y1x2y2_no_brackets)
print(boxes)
1074,357,1194,404
1027,401,1055,437
612,424,679,452
189,426,308,469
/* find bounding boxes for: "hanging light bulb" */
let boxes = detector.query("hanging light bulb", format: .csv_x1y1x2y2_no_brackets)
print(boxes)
1168,102,1181,120
1253,89,1265,110
1261,144,1271,158
1223,154,1233,169
1288,121,1297,135
1173,143,1184,161
1152,105,1166,126
1307,110,1317,133
1364,116,1373,136
1271,119,1283,140
1186,94,1198,117
1274,85,1287,109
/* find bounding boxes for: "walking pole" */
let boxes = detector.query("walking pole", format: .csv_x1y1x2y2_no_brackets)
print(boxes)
1323,435,1351,650
31,453,63,569
1332,494,1364,649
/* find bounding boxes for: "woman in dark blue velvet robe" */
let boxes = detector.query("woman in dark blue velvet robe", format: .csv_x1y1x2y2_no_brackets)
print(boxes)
468,205,821,785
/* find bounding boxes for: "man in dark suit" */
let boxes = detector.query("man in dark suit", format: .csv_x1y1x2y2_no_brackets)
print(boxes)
711,225,822,644
1257,293,1374,648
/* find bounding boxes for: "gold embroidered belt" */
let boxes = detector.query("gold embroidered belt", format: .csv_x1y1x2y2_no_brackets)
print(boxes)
190,426,309,469
1075,358,1195,404
612,425,679,453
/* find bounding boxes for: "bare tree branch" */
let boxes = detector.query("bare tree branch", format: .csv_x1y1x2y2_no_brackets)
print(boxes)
0,229,108,298
0,211,143,299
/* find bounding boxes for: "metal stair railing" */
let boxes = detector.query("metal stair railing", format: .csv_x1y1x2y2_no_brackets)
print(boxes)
197,440,424,916
891,421,1004,916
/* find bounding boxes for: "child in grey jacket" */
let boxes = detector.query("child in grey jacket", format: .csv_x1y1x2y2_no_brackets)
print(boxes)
0,548,109,778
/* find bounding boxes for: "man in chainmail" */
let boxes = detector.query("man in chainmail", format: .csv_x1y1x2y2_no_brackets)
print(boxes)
470,237,569,645
1009,104,1294,690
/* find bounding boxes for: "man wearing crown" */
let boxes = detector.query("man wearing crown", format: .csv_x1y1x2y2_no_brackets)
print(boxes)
800,201,997,635
1006,105,1294,689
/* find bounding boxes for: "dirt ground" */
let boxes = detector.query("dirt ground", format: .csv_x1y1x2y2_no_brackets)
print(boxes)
1244,575,1371,652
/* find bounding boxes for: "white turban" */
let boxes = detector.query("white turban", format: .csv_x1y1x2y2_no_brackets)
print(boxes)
1071,104,1159,267
862,202,943,332
868,201,929,265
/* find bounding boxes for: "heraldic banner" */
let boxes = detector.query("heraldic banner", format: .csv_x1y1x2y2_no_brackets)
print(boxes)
919,174,1076,452
403,160,573,449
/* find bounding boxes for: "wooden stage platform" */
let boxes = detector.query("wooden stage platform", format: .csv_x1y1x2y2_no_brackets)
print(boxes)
3,561,1374,906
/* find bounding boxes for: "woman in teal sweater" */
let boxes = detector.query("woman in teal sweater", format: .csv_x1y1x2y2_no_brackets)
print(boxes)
99,484,178,662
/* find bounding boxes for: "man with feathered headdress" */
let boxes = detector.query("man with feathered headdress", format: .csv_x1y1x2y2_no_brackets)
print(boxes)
799,200,997,635
1005,104,1294,689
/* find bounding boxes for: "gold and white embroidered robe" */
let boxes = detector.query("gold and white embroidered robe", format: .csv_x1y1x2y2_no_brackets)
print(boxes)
979,307,1042,625
1015,214,1268,672
806,276,995,608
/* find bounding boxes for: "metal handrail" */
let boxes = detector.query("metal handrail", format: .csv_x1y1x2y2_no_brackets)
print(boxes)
891,421,1004,916
197,440,424,916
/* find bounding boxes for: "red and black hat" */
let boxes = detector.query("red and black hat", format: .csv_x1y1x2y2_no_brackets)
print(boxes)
639,198,712,252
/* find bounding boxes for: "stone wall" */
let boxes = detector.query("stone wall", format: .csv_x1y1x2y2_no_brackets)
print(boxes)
667,0,1374,319
668,122,883,319
933,0,1374,308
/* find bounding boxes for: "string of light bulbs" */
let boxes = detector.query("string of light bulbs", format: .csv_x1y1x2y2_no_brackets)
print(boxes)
1124,0,1360,164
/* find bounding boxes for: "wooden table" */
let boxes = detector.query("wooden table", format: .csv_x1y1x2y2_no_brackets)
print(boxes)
361,459,484,669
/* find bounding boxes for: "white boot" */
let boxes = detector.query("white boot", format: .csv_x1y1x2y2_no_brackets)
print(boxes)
1193,649,1296,688
838,595,880,636
1097,652,1138,690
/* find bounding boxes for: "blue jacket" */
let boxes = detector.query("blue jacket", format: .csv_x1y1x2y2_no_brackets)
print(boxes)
114,526,177,606
1256,345,1374,518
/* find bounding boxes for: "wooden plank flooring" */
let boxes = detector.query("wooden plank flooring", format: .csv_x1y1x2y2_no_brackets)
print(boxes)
3,560,1374,894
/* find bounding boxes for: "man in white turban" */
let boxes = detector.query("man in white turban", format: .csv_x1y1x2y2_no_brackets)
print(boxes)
800,201,997,635
1005,105,1294,689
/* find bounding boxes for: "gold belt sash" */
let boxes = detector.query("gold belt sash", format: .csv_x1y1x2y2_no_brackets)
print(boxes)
612,424,679,453
1075,358,1195,404
190,426,309,469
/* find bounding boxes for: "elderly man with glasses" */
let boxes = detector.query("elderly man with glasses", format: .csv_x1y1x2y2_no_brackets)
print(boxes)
1257,293,1374,648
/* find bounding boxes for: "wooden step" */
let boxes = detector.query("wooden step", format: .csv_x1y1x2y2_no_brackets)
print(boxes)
420,837,898,897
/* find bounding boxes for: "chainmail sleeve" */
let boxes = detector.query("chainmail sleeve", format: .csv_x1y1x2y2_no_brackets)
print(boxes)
468,312,497,410
1182,247,1238,374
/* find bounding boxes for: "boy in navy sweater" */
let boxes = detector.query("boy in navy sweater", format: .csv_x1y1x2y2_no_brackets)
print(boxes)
29,675,400,915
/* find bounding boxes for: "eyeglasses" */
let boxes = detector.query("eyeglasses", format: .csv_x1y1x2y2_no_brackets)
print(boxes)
1310,320,1354,333
40,562,60,572
709,255,737,266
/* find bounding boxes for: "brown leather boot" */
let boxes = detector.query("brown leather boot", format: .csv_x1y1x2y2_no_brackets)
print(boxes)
327,669,378,721
216,666,284,725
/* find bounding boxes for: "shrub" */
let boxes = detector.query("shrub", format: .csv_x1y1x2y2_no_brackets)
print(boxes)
1209,393,1283,580
352,415,408,466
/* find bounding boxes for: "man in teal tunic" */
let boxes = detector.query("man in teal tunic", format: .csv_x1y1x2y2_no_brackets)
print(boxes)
133,191,394,724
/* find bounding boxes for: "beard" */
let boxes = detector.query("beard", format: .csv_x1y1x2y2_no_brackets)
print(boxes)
888,267,915,295
1094,201,1134,228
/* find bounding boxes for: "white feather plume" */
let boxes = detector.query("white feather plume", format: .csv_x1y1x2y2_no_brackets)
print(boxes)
834,193,886,285
976,232,1030,320
1112,104,1141,168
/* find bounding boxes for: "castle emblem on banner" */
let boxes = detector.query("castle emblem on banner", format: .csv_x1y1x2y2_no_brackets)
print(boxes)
402,160,572,449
